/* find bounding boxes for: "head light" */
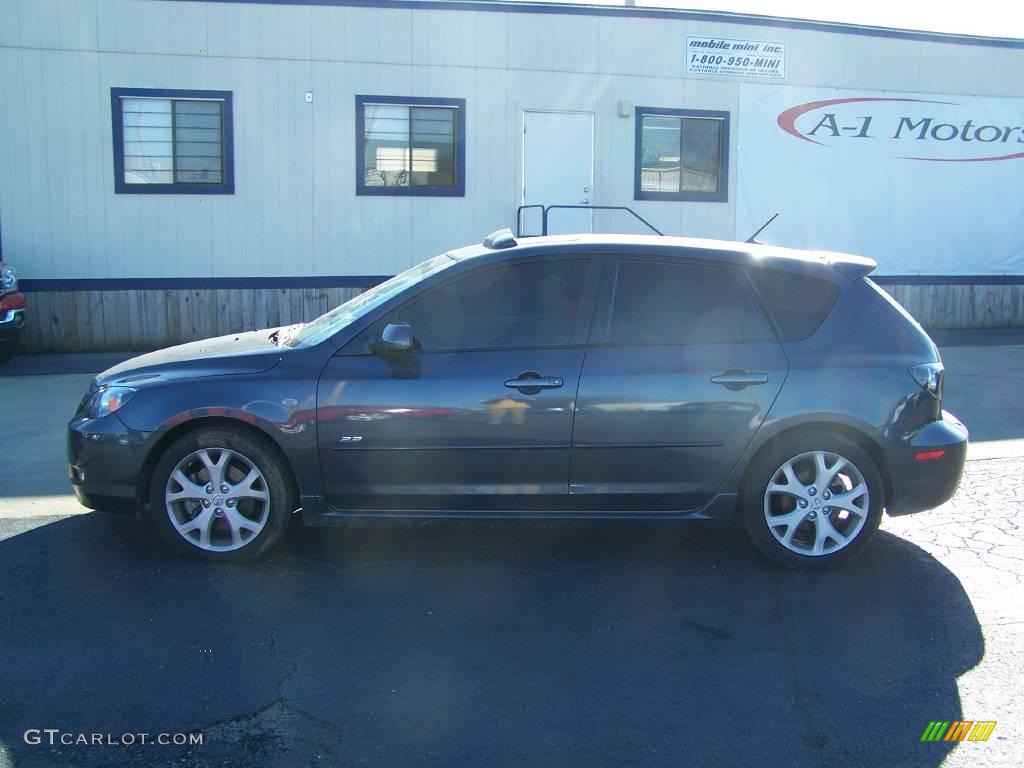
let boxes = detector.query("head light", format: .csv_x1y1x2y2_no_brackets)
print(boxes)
85,386,138,418
909,362,943,398
0,264,16,294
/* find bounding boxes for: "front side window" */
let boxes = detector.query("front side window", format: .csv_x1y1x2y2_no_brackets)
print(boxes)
635,108,729,202
356,96,465,196
599,259,773,346
286,253,458,348
111,88,233,194
397,259,588,351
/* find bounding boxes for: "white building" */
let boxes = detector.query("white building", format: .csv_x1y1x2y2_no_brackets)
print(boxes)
1,0,1022,352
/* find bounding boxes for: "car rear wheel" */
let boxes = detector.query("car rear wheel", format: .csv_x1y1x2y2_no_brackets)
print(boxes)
741,431,884,570
149,427,295,562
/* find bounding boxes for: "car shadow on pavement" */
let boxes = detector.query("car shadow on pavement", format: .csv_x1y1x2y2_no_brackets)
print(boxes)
0,513,982,768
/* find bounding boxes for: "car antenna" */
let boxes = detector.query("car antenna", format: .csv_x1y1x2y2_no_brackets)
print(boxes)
745,212,779,244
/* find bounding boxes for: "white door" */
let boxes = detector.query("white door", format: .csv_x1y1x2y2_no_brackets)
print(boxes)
522,111,594,236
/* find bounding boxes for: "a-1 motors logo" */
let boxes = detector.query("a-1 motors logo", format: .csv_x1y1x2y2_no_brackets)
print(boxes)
777,97,1024,162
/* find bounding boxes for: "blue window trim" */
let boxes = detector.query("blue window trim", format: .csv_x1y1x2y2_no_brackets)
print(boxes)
355,95,466,198
634,107,730,203
111,87,235,195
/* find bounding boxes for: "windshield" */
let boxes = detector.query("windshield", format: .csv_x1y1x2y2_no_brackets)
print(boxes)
284,252,458,348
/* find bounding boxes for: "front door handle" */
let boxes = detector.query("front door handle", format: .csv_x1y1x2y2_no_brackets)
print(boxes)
504,374,564,394
710,370,769,390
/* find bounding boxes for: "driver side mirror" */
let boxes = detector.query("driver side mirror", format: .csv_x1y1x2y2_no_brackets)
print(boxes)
377,321,414,353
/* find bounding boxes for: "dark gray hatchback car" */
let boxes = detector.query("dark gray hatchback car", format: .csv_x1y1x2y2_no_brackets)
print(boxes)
68,230,967,568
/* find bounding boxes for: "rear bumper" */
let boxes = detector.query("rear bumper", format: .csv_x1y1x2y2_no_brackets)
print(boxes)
882,410,968,516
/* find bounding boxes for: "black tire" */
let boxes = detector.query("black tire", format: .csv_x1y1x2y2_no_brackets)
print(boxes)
148,427,296,562
740,431,885,570
0,342,14,364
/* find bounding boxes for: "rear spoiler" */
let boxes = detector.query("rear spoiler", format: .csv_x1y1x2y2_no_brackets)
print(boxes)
821,252,877,281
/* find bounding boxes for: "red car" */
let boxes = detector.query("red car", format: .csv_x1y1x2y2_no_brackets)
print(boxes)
0,261,26,363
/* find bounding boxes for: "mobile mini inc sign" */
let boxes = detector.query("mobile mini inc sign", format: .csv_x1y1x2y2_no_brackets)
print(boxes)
686,37,786,80
737,86,1024,276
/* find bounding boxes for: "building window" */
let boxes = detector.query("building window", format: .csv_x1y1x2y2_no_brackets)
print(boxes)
634,108,729,202
356,96,465,197
111,88,234,194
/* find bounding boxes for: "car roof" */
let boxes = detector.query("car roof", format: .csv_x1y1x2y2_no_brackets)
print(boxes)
450,232,877,281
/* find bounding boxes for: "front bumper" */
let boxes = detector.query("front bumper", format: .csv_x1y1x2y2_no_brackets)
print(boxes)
67,412,153,514
882,410,968,516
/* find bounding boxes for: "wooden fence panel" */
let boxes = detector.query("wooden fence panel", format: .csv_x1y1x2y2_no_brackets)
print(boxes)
18,283,1022,353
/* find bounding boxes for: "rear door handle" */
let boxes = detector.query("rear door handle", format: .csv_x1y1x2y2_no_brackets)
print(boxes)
504,376,564,392
710,370,769,390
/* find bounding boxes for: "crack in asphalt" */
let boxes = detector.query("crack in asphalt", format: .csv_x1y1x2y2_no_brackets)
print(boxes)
265,628,345,735
883,457,1024,584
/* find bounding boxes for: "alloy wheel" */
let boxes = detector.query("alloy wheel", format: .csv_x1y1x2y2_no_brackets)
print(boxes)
164,448,271,552
763,450,870,557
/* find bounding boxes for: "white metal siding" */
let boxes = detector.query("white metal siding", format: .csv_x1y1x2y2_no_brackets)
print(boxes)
1,0,1022,281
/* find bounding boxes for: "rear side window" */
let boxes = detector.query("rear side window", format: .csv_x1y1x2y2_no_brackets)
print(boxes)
746,268,841,341
600,260,774,345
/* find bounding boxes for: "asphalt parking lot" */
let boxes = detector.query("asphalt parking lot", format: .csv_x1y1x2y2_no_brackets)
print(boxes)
1,340,1022,768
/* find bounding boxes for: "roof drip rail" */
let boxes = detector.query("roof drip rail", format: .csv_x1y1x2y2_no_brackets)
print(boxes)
515,205,664,238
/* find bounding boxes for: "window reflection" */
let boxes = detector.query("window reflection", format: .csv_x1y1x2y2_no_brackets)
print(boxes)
121,97,223,185
639,113,723,194
363,103,457,188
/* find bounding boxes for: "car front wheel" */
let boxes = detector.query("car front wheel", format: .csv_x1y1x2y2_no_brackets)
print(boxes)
741,432,884,570
149,427,295,562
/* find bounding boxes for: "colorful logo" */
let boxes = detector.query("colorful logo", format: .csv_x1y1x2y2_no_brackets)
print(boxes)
920,721,997,742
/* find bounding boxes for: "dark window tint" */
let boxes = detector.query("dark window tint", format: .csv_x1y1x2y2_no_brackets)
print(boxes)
172,100,225,183
398,259,588,351
604,260,773,345
747,268,841,341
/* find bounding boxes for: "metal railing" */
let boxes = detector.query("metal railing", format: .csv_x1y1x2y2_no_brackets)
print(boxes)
515,205,664,238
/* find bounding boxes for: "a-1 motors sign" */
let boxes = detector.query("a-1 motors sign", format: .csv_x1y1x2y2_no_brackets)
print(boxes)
686,36,786,80
777,96,1024,162
736,85,1024,276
